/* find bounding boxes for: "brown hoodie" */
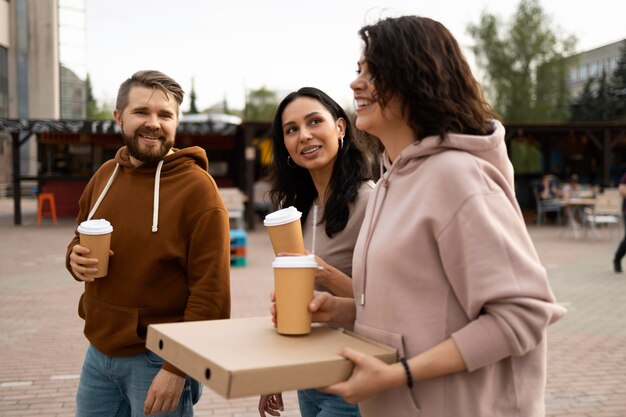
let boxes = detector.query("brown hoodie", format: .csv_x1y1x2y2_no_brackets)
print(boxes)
353,120,566,417
66,146,231,375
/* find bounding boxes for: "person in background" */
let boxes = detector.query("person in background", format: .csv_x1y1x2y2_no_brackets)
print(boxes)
253,174,274,220
561,173,586,224
561,173,581,199
299,16,566,417
539,173,562,201
536,173,564,224
66,70,231,417
259,87,374,417
612,172,626,273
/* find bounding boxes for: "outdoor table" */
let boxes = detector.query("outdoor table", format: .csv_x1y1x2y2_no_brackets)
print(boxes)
558,197,596,239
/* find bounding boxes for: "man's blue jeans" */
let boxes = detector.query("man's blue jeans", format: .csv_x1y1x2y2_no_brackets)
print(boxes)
298,389,361,417
76,344,201,417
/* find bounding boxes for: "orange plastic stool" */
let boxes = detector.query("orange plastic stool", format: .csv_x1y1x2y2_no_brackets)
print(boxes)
37,193,58,226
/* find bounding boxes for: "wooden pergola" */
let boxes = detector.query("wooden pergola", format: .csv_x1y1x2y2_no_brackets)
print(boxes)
504,121,626,184
2,119,625,225
0,118,257,226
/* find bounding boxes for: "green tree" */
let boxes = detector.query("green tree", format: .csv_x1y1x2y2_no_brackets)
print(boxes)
571,71,613,121
221,95,230,114
609,41,626,120
535,57,571,121
244,86,278,121
187,78,199,115
85,74,113,120
570,77,596,121
468,0,576,122
596,71,612,120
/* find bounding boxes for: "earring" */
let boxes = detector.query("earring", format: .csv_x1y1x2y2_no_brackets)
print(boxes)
287,155,297,168
338,136,344,151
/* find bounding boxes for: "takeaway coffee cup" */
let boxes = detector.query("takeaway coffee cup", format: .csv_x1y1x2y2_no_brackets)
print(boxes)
263,206,305,255
273,255,317,335
77,219,113,278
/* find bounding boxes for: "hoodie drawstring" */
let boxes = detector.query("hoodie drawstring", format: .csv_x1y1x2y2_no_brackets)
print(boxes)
360,152,396,306
87,164,119,221
87,160,163,233
151,160,164,232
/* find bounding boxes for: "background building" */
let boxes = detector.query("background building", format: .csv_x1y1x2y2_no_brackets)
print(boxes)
0,0,86,195
0,1,9,191
567,39,624,97
59,0,86,119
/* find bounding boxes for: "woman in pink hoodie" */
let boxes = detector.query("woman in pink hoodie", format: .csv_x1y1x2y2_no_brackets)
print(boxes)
304,16,567,417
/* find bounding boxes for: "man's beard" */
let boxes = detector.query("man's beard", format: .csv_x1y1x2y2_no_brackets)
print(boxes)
122,125,174,165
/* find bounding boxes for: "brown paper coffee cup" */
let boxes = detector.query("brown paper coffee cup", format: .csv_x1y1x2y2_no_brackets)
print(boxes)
78,219,113,278
273,255,317,335
264,207,305,255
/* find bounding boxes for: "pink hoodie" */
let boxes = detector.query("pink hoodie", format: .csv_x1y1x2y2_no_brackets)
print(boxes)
353,120,566,417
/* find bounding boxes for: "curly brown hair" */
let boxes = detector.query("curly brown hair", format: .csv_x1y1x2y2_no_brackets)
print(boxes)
358,16,498,141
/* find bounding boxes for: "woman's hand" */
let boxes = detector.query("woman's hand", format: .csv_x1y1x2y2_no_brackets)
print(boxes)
309,252,354,297
270,291,356,328
277,250,354,297
321,347,404,404
270,291,277,328
309,292,356,327
322,339,467,403
258,393,284,416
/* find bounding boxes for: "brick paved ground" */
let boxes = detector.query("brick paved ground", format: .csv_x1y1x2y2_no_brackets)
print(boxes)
1,197,625,417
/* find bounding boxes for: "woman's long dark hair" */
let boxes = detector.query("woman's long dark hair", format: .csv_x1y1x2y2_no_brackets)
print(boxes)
359,16,498,141
268,87,371,238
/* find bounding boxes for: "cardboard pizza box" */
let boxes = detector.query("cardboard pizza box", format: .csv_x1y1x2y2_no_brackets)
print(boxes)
146,316,397,399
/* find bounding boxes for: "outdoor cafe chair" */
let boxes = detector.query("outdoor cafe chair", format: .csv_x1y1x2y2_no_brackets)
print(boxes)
531,181,563,225
583,188,622,239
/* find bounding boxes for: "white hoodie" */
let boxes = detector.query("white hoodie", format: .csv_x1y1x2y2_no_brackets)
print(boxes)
352,120,566,417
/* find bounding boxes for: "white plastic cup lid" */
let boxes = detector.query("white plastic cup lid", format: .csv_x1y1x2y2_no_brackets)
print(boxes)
264,206,302,227
272,254,317,268
78,219,113,235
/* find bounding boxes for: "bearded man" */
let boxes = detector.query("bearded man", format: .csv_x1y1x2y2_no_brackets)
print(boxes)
66,70,231,417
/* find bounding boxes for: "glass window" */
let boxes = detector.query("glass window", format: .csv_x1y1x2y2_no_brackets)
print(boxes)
59,0,86,119
610,57,618,73
569,68,577,83
579,65,587,81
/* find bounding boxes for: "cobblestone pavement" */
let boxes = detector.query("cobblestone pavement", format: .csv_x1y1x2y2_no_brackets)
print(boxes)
1,197,624,417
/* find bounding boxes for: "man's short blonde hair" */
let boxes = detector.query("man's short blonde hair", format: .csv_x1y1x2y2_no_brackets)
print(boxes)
116,70,184,113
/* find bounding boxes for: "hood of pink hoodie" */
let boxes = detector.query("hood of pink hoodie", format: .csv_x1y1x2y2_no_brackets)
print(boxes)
360,119,513,306
380,119,512,188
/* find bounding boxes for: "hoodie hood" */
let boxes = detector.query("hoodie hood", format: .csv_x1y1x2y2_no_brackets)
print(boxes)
381,119,513,190
360,119,513,306
87,146,209,232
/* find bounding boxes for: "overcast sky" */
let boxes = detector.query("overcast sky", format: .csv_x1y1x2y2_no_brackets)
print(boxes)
83,0,626,113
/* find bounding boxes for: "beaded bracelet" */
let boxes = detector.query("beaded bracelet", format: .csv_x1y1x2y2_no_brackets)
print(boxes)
399,357,414,388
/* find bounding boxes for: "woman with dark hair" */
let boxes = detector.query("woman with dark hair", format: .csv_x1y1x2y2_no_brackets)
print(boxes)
300,16,566,417
258,87,374,417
